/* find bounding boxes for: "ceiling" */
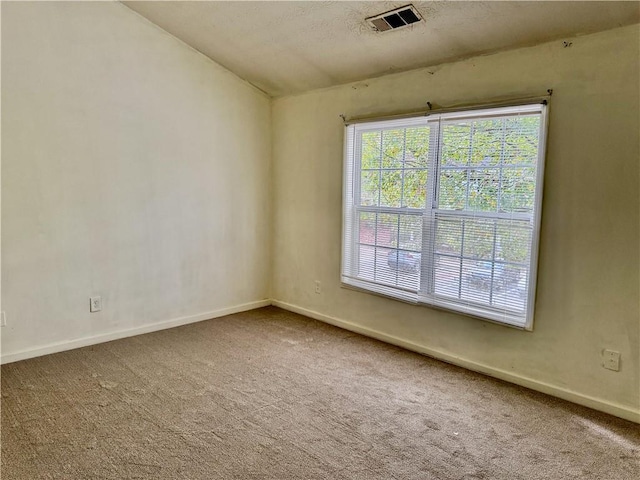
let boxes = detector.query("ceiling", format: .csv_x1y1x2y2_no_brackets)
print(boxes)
122,1,640,97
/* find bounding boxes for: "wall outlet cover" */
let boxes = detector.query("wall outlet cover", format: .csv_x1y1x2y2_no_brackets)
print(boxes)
603,349,620,372
90,296,102,313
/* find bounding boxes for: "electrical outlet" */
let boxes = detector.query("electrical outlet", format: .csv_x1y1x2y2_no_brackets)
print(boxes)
314,281,321,294
0,311,6,327
90,296,102,313
603,349,620,371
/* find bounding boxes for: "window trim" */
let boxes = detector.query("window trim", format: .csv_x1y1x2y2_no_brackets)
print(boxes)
341,101,549,331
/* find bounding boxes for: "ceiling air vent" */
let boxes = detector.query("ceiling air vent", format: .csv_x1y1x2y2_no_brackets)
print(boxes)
366,5,423,33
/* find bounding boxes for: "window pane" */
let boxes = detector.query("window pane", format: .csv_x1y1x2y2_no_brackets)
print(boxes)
468,168,500,212
382,129,405,168
470,118,503,166
434,255,461,298
435,217,462,255
463,219,495,260
461,259,492,304
441,123,471,167
380,170,403,207
504,116,540,166
361,131,382,169
376,214,398,248
378,247,420,291
375,247,396,285
496,221,532,263
438,170,466,210
398,215,423,252
358,212,376,246
500,167,536,213
360,171,380,206
491,266,528,312
405,127,430,168
403,169,428,208
357,244,375,281
462,260,528,311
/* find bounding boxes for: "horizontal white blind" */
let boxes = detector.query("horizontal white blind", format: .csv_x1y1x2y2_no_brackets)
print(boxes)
341,103,547,329
342,117,429,302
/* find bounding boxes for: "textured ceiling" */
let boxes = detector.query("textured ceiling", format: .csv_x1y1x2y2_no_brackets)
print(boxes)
122,1,640,97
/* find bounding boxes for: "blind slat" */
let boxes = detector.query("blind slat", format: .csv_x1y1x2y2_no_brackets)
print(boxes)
341,103,547,329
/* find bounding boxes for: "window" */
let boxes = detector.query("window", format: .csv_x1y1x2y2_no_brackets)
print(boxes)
341,103,548,329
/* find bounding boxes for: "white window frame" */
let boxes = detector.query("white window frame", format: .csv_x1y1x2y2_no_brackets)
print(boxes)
341,102,549,330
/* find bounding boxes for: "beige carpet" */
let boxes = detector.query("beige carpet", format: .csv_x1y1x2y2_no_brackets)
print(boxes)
1,306,638,479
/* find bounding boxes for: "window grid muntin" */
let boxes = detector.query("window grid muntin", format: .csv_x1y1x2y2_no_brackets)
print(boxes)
354,124,428,293
437,115,540,216
343,103,546,328
354,207,424,292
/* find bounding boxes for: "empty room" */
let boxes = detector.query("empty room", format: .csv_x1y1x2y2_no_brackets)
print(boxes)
1,1,639,478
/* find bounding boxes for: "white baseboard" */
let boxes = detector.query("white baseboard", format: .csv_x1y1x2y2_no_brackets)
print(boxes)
272,300,640,424
4,297,638,423
0,299,271,365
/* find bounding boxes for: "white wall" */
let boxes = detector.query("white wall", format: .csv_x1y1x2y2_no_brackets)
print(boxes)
2,2,638,422
1,2,271,359
272,25,640,421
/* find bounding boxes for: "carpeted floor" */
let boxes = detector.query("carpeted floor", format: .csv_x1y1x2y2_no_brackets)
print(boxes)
1,306,638,479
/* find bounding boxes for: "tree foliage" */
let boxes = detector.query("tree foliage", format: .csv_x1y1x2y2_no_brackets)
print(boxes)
358,115,540,266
